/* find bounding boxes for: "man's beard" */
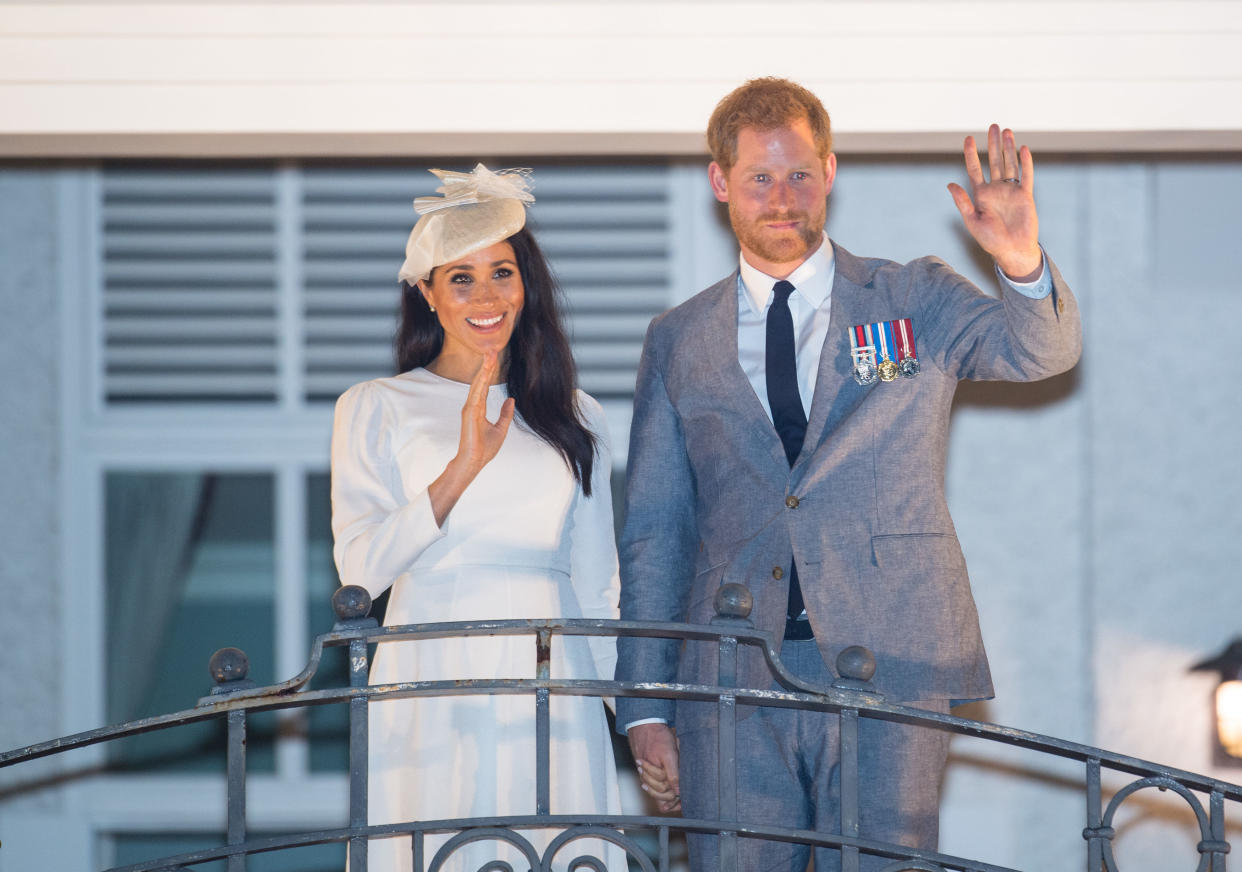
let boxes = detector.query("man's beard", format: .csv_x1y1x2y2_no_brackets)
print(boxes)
729,202,826,267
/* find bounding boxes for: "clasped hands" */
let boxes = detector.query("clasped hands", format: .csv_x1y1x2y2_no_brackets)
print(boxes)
629,722,682,814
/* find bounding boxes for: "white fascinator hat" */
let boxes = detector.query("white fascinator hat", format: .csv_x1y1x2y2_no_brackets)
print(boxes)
398,163,535,286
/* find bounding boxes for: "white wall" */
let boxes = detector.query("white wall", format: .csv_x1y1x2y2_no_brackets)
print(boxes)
0,173,62,764
3,1,1242,157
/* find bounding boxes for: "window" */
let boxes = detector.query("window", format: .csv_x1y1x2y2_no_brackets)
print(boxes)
70,158,691,852
105,471,278,774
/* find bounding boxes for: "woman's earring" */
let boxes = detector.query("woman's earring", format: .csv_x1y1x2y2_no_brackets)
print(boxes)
428,304,436,312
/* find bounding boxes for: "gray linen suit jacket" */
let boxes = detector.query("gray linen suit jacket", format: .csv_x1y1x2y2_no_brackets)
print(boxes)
615,242,1082,733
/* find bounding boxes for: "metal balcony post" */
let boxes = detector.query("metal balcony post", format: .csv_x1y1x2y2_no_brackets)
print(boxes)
334,585,379,872
536,627,552,816
717,630,738,872
1083,757,1105,871
710,584,753,872
349,635,371,870
1208,789,1228,872
207,647,257,872
226,708,247,872
831,645,878,872
839,706,859,872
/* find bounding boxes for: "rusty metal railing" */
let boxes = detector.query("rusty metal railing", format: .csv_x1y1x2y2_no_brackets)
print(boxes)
2,582,1239,872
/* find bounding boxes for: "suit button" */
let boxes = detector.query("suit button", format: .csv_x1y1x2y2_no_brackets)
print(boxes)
772,566,784,580
785,495,800,509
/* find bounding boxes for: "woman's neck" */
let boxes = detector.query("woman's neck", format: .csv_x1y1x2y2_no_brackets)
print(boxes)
426,351,508,385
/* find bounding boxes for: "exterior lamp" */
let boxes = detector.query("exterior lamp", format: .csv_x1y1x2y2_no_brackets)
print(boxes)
1191,639,1242,760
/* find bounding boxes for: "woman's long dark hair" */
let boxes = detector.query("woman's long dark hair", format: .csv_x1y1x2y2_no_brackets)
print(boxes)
395,225,598,495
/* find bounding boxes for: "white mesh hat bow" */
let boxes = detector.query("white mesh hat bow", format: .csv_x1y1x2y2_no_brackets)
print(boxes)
398,164,535,285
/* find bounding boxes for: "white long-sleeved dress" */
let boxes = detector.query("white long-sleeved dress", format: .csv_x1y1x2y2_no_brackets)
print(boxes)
331,367,624,872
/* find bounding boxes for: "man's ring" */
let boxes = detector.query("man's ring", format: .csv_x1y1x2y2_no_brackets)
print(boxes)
1000,177,1020,184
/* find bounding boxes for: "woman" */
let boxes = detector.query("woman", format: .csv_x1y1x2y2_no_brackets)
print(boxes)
331,165,624,872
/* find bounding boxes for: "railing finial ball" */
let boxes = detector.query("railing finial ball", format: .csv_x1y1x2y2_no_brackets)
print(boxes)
714,583,753,620
836,645,876,682
333,584,373,620
208,647,249,684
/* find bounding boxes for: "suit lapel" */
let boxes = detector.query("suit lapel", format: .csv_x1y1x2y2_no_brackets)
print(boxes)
800,243,873,462
696,272,790,471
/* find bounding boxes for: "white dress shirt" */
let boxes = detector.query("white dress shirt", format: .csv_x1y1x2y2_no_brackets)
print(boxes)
737,237,836,421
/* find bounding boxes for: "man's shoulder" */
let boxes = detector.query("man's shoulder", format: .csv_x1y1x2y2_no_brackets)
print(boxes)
834,242,955,291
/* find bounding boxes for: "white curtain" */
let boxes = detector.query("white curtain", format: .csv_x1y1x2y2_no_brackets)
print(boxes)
105,472,210,724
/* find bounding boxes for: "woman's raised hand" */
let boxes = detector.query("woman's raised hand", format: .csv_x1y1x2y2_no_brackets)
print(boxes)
456,351,516,475
427,352,515,528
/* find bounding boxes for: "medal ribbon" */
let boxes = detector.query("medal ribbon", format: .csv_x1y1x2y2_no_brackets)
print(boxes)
896,317,917,361
851,324,875,361
881,320,897,363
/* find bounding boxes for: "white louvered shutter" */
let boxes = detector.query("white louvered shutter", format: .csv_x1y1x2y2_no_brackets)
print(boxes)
102,170,280,403
528,166,670,399
301,167,425,404
101,162,673,408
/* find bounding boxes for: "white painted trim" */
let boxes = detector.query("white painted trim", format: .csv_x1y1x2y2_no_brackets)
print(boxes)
6,129,1242,159
275,463,310,776
57,171,107,765
276,164,304,411
85,171,105,418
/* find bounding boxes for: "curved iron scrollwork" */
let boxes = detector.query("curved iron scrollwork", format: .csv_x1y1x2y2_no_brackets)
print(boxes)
1096,775,1221,872
877,861,949,872
423,824,656,872
542,825,658,872
427,827,541,872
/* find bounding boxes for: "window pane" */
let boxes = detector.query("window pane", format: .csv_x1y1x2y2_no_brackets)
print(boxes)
306,471,347,772
109,832,344,872
305,470,391,772
105,471,277,773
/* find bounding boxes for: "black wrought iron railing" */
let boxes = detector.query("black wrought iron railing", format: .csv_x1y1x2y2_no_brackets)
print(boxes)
2,582,1239,872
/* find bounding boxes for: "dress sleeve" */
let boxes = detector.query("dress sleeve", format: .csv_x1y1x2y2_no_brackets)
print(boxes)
330,381,446,599
568,392,621,688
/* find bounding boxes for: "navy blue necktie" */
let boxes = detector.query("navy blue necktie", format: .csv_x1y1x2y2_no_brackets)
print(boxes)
765,280,810,637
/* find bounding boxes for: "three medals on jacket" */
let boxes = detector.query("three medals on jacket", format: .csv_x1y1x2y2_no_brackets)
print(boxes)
849,318,919,385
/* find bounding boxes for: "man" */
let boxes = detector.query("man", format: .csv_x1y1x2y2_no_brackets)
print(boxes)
614,77,1081,871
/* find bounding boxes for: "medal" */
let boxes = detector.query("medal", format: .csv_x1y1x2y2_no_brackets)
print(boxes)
896,317,920,378
854,359,879,385
850,324,879,385
876,320,899,382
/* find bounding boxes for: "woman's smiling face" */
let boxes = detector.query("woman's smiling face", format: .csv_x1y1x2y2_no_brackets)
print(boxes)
418,240,524,381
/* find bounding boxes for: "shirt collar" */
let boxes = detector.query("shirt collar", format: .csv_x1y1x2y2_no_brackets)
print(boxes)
737,234,835,315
